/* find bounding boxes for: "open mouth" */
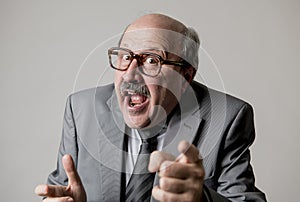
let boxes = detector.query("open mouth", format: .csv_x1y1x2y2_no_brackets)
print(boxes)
122,90,149,111
127,91,149,108
120,82,151,111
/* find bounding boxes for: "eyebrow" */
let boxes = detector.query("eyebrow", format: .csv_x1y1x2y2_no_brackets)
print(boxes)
118,43,169,58
137,48,167,58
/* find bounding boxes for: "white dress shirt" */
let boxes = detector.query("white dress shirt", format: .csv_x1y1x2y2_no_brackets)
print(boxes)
125,128,166,185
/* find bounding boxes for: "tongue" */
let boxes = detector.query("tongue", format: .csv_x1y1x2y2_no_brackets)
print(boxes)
131,94,146,104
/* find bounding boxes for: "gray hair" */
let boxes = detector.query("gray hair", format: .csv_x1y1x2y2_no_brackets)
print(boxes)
182,27,200,70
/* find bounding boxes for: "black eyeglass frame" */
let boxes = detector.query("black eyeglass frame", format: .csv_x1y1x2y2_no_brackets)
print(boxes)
108,47,189,77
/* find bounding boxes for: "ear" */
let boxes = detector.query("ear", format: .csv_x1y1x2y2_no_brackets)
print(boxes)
181,65,196,93
183,65,196,82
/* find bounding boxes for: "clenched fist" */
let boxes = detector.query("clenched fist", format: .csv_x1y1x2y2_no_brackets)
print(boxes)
149,141,205,202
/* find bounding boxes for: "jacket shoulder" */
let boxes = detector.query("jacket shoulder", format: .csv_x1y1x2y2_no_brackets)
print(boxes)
67,84,115,113
192,81,253,116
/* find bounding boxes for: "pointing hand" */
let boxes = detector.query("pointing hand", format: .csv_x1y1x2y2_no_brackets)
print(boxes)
35,155,87,202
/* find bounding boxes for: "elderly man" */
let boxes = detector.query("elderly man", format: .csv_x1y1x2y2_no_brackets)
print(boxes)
35,14,266,202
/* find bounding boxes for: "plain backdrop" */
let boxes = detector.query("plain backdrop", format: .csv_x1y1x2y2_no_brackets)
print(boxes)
1,1,299,201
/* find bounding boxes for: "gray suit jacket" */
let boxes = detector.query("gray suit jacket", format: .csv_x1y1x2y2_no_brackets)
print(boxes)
47,81,266,201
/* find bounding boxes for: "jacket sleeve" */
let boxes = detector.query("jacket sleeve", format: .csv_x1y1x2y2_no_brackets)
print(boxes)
47,95,78,186
206,103,267,201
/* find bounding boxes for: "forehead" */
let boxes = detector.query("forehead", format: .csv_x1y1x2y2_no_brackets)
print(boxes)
120,28,185,57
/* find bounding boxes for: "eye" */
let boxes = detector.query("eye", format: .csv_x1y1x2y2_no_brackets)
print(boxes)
145,57,158,65
122,54,131,61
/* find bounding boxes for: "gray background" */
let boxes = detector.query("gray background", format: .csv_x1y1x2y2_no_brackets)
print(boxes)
1,0,299,201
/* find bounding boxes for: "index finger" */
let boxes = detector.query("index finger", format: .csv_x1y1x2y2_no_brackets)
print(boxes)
176,140,202,163
62,155,83,186
149,151,176,172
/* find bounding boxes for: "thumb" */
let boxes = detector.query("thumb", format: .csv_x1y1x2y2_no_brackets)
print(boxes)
62,154,83,186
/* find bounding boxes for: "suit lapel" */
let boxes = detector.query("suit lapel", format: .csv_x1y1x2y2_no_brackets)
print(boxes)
161,110,202,157
97,89,125,201
152,85,203,198
161,83,203,157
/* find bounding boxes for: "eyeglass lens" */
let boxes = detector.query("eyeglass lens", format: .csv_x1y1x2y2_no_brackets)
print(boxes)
109,49,161,76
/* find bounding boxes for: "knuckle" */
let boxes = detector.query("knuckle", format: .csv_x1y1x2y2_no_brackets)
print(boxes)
163,193,176,202
160,191,169,201
159,190,174,202
154,151,165,162
182,191,197,202
43,185,49,195
193,167,205,178
184,182,202,202
151,150,160,156
160,161,172,175
150,151,165,170
65,185,71,193
56,197,73,202
190,182,201,192
184,195,194,202
186,178,202,193
159,177,170,190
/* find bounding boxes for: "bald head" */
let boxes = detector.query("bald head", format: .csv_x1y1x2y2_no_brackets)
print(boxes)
119,13,200,69
127,13,188,35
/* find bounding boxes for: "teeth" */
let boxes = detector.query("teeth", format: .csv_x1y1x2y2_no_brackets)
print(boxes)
128,91,135,95
129,102,135,107
129,94,145,107
129,100,141,107
121,89,150,98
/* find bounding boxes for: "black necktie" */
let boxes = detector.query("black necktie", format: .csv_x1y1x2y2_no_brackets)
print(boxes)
125,135,158,202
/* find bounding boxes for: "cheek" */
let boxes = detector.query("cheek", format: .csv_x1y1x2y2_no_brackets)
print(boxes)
159,79,185,110
114,72,124,92
146,75,182,105
148,84,166,104
161,68,185,91
114,71,122,83
114,73,125,107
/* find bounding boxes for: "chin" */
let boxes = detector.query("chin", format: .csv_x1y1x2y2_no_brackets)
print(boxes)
124,115,151,129
120,95,153,128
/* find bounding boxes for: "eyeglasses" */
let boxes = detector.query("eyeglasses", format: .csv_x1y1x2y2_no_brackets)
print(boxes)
108,47,188,77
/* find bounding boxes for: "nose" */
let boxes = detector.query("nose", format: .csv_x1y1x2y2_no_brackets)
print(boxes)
122,58,143,82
